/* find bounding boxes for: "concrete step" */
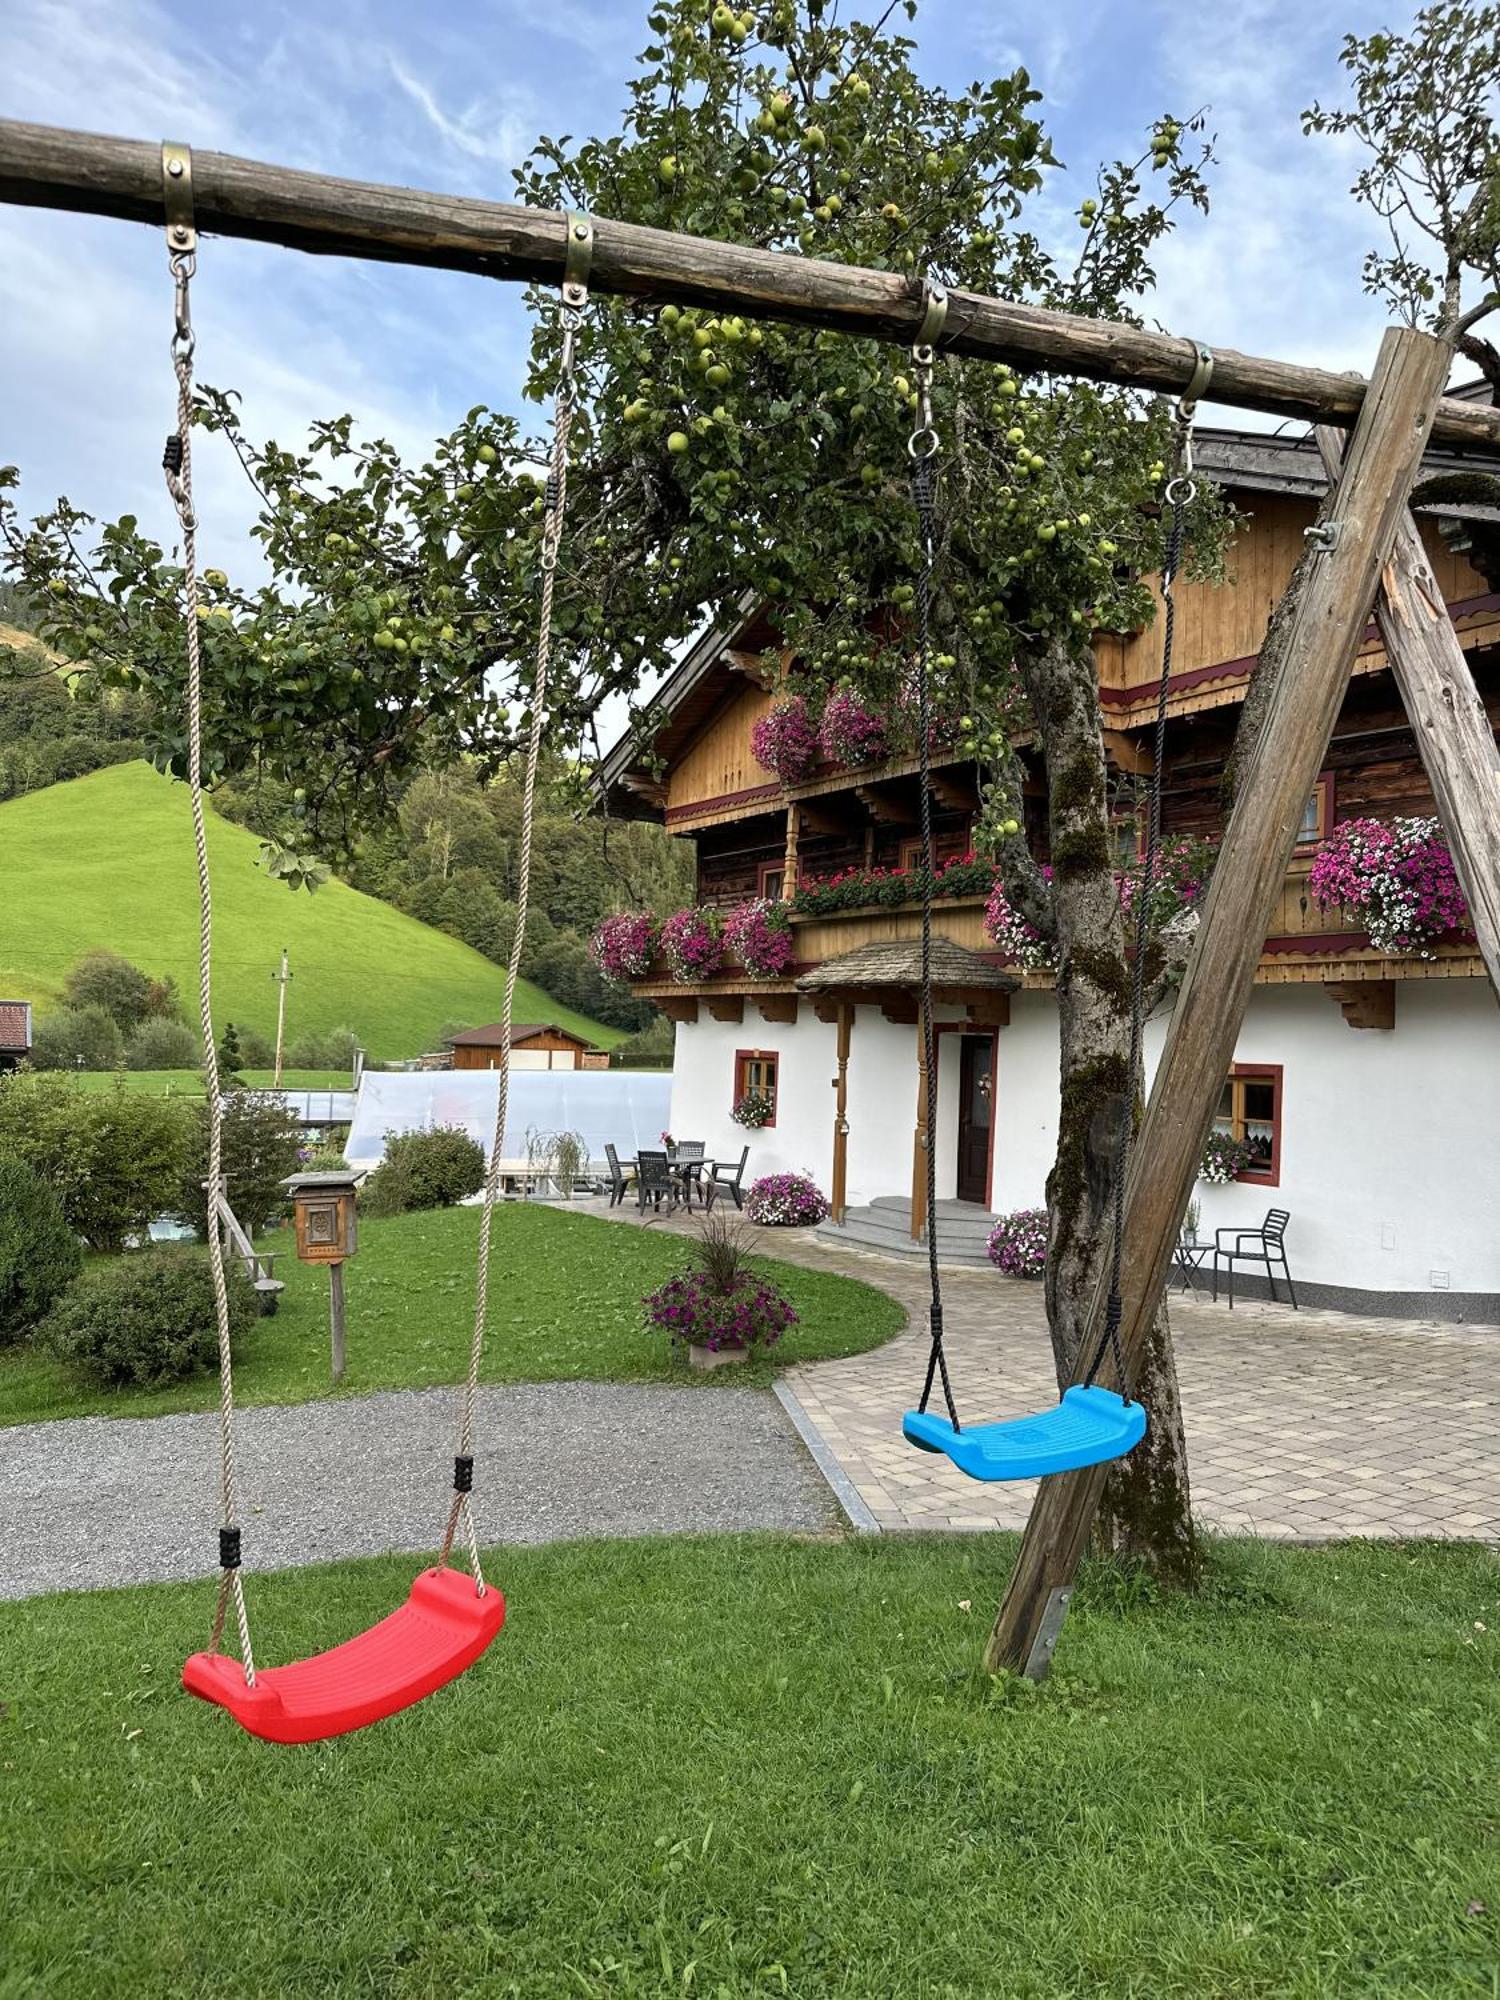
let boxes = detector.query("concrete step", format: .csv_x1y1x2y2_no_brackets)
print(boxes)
817,1202,996,1268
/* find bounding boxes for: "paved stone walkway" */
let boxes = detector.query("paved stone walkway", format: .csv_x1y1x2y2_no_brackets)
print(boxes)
592,1200,1500,1540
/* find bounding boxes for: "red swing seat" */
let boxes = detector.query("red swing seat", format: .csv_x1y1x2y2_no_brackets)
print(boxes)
182,1566,505,1745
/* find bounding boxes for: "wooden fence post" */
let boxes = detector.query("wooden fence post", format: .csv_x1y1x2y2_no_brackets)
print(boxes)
984,326,1454,1680
1316,428,1500,1006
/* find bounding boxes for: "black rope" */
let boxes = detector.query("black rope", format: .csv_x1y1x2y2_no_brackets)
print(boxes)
1084,460,1191,1393
910,450,958,1430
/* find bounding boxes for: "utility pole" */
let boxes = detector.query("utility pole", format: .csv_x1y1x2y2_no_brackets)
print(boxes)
271,948,291,1085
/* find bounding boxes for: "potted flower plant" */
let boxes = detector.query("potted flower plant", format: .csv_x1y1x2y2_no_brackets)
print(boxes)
722,897,795,979
750,695,819,783
643,1213,798,1371
659,907,725,983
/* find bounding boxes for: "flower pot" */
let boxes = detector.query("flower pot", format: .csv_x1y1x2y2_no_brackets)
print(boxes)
688,1342,750,1372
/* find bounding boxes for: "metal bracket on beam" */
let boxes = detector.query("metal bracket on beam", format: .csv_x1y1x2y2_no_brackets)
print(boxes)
1305,520,1343,553
161,140,195,253
562,211,593,307
1021,1586,1072,1681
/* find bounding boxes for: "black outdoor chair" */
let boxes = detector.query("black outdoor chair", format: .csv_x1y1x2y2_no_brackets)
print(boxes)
636,1149,680,1214
1212,1206,1297,1310
707,1146,750,1211
673,1139,708,1206
604,1143,636,1209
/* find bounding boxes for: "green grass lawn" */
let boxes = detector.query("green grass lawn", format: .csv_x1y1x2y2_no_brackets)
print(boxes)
67,1066,353,1095
0,761,620,1060
0,1204,906,1423
1,1536,1496,1996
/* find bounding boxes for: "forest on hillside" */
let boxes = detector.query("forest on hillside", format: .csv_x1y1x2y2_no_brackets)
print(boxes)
0,590,689,1061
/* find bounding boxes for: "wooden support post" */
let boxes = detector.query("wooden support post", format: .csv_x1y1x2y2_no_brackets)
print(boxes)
984,327,1453,1681
328,1260,347,1385
911,1024,930,1242
271,946,291,1087
831,1003,852,1223
1317,427,1500,1007
783,804,800,895
3,121,1499,449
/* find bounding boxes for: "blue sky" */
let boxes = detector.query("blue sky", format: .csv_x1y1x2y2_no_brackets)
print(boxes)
2,0,1402,581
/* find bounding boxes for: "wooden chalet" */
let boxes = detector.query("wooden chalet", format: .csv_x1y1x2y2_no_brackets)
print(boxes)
598,409,1500,1318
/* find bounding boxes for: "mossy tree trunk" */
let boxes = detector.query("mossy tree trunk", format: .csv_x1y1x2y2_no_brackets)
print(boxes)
1004,633,1197,1586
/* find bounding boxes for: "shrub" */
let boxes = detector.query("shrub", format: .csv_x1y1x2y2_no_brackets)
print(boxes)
590,911,658,983
29,1003,126,1071
643,1213,797,1354
286,1025,360,1070
0,1157,81,1347
0,1073,188,1252
722,898,795,978
125,1017,200,1070
659,907,725,983
610,1016,675,1069
1199,1131,1253,1185
745,1173,830,1226
43,1249,258,1388
236,1025,276,1069
61,948,156,1031
173,1089,305,1238
749,694,818,783
987,1208,1048,1278
364,1125,486,1217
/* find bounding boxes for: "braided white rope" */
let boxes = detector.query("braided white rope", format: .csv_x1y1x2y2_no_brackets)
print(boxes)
164,250,255,1684
439,304,582,1581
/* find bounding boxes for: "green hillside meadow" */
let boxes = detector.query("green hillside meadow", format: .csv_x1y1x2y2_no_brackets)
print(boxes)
0,763,619,1061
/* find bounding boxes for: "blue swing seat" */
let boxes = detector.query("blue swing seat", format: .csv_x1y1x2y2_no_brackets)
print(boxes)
902,1385,1147,1483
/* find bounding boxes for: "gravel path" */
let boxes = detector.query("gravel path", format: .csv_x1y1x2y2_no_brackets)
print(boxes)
0,1381,838,1601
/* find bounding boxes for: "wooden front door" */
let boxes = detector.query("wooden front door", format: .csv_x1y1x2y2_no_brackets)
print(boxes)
956,1035,993,1205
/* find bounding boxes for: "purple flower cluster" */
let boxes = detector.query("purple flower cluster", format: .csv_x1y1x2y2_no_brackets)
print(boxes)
1199,1131,1252,1185
659,907,725,984
723,896,796,978
731,1088,775,1128
1309,816,1469,959
1117,835,1216,926
744,1173,830,1226
987,1208,1047,1278
589,910,657,984
983,869,1056,971
750,695,819,783
818,687,888,768
643,1269,798,1352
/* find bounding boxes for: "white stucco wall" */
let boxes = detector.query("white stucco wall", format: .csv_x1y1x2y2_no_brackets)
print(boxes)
980,980,1500,1299
668,978,1500,1300
668,1000,971,1207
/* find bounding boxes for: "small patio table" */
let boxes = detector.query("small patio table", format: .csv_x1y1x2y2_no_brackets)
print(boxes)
1173,1238,1212,1295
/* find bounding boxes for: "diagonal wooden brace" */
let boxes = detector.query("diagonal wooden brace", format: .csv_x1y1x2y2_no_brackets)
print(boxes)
984,327,1455,1680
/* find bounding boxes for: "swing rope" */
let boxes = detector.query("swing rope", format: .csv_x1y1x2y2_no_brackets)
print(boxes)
160,144,255,1682
906,312,1212,1422
908,286,960,1431
438,220,593,1583
1083,349,1211,1394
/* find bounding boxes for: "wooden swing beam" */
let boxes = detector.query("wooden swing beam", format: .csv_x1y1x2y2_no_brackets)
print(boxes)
2,118,1500,451
2,125,1496,1680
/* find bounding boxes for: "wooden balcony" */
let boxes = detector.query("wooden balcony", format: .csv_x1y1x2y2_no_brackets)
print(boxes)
630,861,1486,1015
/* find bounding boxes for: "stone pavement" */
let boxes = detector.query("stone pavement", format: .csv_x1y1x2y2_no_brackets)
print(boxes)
590,1198,1500,1541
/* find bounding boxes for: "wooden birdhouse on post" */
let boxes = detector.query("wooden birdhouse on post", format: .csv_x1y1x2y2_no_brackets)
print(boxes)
283,1170,359,1383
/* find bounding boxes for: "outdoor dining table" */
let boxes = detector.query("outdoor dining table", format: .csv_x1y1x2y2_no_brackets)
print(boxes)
627,1150,716,1208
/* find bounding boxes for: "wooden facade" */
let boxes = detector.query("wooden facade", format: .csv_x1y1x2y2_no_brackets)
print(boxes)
599,428,1499,1011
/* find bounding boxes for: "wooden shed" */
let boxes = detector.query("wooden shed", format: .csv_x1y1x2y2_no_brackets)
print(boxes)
0,1001,32,1073
444,1022,607,1072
